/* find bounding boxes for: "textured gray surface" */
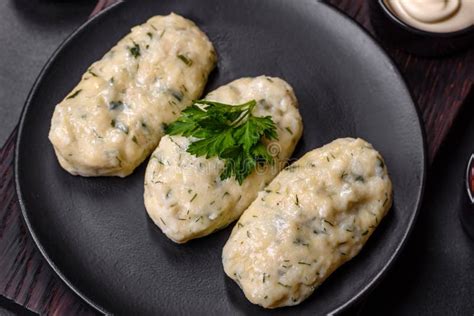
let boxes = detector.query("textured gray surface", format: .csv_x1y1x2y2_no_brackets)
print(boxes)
0,0,94,147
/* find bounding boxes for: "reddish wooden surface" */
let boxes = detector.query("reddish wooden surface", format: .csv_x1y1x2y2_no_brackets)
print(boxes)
329,0,473,162
0,1,472,314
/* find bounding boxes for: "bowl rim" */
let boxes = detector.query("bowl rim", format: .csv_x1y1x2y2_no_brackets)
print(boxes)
377,0,474,38
466,154,474,204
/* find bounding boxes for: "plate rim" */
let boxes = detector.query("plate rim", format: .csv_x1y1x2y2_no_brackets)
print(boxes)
310,2,427,314
14,2,123,314
14,1,427,314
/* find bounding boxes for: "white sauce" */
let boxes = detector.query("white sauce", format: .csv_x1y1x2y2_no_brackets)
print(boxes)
49,13,216,177
385,0,474,32
144,76,303,243
222,138,392,308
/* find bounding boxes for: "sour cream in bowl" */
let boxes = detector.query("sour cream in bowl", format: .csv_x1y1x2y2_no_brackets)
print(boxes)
369,0,474,56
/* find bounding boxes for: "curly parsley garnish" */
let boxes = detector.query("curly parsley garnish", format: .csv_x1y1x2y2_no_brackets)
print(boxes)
165,99,278,184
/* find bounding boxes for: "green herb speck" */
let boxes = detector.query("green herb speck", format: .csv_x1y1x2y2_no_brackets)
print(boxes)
67,89,82,99
111,120,129,134
298,261,311,266
177,54,193,66
377,156,385,168
170,90,183,102
88,69,98,77
323,219,334,227
355,175,365,182
278,282,291,288
293,238,309,247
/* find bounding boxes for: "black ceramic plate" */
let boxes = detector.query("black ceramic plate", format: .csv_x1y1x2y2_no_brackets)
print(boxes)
15,0,426,314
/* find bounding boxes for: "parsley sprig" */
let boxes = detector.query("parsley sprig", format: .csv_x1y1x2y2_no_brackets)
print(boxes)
165,99,278,184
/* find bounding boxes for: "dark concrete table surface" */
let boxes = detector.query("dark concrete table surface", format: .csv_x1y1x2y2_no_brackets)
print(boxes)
0,1,473,315
0,0,96,148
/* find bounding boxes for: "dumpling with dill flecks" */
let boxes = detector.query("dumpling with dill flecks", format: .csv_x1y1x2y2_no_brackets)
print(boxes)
49,13,216,177
144,76,303,243
222,138,392,308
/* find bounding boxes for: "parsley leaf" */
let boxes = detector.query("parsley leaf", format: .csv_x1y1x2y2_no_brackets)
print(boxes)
165,99,278,184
